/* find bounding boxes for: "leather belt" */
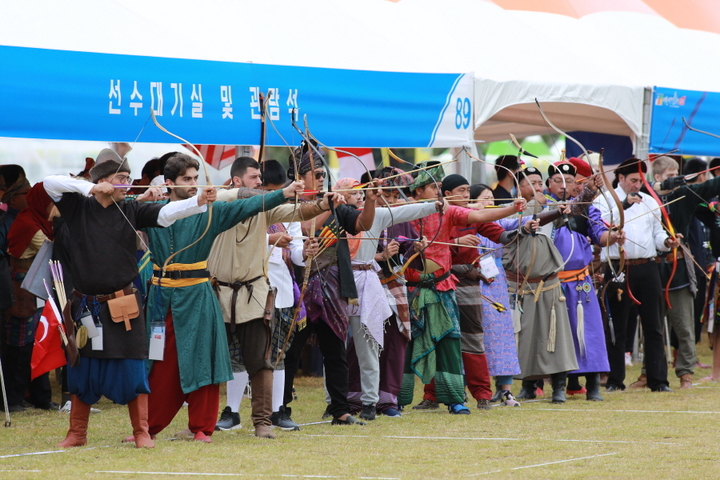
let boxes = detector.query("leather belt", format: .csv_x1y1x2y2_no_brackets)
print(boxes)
406,271,451,288
352,264,373,271
215,275,263,328
625,257,655,266
505,272,558,284
657,250,685,262
74,285,133,303
152,268,210,280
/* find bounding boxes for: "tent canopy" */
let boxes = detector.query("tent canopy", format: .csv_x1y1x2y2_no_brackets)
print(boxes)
2,0,719,152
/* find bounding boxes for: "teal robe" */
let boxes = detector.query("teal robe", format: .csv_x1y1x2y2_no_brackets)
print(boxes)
143,190,286,393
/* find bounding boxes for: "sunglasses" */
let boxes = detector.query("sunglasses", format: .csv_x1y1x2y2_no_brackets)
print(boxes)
314,171,326,181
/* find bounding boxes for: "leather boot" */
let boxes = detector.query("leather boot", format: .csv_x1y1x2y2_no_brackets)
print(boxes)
57,395,90,447
128,394,155,448
551,372,567,404
585,373,603,401
250,369,276,439
516,380,537,400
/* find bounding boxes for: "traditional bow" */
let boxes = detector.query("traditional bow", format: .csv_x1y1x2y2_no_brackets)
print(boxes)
149,111,213,274
639,158,676,308
597,149,626,279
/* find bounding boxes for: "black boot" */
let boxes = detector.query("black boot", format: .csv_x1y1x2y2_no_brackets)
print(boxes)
566,374,582,392
516,380,537,400
551,372,567,404
585,373,603,401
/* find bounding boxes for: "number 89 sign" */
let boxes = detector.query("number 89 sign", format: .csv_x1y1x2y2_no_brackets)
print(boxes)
455,97,472,129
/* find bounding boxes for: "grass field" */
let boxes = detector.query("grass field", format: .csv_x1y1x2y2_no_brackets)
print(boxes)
1,343,719,480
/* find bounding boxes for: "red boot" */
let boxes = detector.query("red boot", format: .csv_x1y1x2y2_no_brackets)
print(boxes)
57,395,91,448
128,394,155,448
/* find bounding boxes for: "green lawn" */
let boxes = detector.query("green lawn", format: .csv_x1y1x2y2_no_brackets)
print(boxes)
1,344,719,480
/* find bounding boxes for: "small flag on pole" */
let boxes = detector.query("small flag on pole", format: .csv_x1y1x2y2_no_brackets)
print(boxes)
31,297,67,380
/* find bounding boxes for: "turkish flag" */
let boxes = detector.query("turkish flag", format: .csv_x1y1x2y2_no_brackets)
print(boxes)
183,144,237,170
30,298,67,380
337,148,375,182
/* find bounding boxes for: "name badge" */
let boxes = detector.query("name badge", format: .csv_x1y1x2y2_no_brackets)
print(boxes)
148,323,165,361
79,311,100,339
91,326,103,351
479,255,499,279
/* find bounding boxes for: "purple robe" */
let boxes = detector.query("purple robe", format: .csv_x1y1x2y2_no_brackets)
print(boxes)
550,198,610,374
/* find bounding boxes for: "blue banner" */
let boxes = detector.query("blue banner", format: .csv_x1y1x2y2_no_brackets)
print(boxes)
0,46,473,148
649,87,720,156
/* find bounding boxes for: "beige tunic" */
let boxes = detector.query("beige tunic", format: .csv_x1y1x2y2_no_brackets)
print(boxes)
504,232,579,378
207,189,323,325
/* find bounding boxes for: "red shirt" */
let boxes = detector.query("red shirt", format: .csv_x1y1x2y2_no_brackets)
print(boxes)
407,206,473,291
450,221,505,266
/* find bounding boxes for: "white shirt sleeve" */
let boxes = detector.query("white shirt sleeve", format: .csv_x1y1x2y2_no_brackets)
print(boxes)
644,195,670,253
287,222,305,266
156,196,207,227
43,175,94,201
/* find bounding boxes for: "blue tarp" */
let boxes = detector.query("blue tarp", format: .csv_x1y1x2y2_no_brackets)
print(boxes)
649,87,720,156
0,46,473,148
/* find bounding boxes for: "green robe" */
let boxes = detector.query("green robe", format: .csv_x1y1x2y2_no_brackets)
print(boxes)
143,190,287,393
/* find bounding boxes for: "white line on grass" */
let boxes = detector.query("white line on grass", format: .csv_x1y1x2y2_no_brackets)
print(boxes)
95,473,398,479
301,434,678,445
466,452,618,476
536,408,720,414
0,449,66,459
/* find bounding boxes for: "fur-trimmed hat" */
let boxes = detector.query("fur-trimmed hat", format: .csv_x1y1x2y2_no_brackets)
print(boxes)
89,148,131,183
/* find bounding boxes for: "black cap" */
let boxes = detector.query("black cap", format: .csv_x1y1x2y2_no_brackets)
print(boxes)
441,174,469,194
520,166,542,179
615,158,646,178
547,162,576,178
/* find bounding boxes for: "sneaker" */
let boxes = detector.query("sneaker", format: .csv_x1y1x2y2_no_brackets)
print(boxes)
0,404,25,412
331,415,366,425
625,352,633,367
501,391,520,407
381,407,402,417
322,405,332,419
214,406,241,431
476,399,491,410
33,401,59,411
448,403,470,415
359,403,376,421
412,399,439,410
271,409,301,431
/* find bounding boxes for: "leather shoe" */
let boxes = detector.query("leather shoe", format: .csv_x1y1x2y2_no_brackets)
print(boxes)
628,374,647,389
651,385,673,392
605,384,624,392
679,374,693,389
